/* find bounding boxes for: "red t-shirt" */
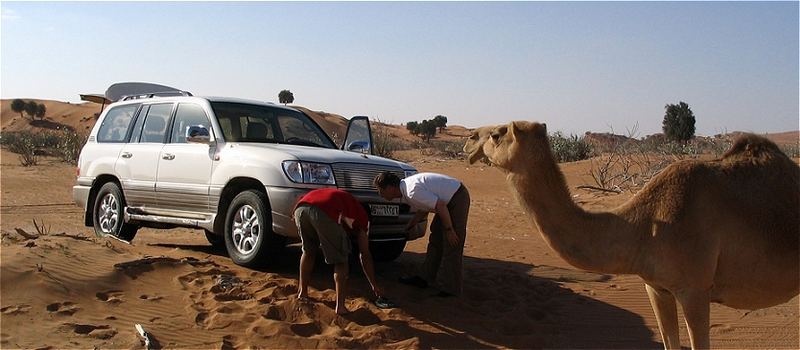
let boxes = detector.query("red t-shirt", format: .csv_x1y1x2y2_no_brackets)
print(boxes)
295,188,369,232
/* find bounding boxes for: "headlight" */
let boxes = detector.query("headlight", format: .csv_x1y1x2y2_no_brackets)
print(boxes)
404,169,417,178
282,161,336,185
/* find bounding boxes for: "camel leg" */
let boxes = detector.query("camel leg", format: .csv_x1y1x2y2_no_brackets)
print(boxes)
675,290,710,350
645,284,681,350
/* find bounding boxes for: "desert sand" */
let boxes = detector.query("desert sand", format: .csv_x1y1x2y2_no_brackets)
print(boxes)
0,100,798,349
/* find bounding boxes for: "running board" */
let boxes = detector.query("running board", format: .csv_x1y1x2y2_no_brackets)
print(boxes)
125,209,214,231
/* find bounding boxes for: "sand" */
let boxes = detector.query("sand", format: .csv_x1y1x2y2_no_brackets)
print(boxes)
1,100,798,348
1,146,797,349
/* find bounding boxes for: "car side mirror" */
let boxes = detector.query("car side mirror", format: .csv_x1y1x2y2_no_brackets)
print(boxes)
346,140,371,154
186,125,212,144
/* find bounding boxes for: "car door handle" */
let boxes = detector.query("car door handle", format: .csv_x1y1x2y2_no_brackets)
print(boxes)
162,153,175,160
121,152,133,158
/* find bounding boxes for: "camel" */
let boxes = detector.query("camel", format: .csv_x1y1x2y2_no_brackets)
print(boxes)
463,125,498,164
469,121,799,349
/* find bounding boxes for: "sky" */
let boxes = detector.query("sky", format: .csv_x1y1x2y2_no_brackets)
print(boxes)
1,1,798,136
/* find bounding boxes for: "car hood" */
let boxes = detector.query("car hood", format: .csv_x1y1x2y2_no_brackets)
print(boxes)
229,143,414,169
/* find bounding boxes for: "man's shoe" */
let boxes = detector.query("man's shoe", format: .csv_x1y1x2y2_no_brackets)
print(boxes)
398,275,428,289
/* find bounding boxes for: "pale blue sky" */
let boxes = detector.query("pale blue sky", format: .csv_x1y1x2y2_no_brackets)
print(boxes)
2,1,797,136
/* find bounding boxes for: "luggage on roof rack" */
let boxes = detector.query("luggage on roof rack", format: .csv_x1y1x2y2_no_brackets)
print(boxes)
104,82,191,102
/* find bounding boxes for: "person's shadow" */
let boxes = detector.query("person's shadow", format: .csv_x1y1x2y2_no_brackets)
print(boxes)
152,241,661,349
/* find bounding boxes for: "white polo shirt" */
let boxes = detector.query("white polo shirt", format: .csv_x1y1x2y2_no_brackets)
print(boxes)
399,173,462,212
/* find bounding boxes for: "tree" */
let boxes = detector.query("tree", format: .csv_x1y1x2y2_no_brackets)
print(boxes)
662,101,696,142
418,119,437,142
24,101,38,121
406,121,419,136
432,115,448,133
35,103,47,120
11,99,26,119
278,90,294,104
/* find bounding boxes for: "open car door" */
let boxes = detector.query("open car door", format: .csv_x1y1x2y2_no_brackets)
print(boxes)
342,116,373,155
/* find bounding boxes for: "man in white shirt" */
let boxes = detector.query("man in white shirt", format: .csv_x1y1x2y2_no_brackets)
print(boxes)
374,172,471,297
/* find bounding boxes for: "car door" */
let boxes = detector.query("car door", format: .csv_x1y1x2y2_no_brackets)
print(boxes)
115,103,174,209
155,102,215,214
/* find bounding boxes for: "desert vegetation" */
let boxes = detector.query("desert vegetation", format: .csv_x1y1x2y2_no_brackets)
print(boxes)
0,129,86,166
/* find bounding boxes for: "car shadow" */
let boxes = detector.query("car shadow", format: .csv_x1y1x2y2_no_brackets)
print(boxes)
157,239,661,349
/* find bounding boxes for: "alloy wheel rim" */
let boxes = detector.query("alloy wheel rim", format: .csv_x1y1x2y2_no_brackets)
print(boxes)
98,193,119,234
232,204,260,255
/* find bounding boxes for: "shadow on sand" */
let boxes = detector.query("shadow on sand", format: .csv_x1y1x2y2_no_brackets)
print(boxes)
154,240,661,349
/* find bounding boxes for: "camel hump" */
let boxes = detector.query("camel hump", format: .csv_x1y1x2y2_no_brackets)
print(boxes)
720,134,784,160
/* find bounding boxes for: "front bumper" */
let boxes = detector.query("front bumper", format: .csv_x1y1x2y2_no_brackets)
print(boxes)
265,186,426,242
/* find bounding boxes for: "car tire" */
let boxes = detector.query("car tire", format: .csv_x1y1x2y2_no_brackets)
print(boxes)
369,240,407,262
92,182,138,241
204,229,224,249
224,190,285,267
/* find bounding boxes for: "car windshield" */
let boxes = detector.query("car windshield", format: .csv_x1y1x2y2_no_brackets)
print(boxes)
211,102,336,149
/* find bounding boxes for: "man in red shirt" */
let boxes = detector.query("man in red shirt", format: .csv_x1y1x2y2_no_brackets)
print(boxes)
293,188,383,314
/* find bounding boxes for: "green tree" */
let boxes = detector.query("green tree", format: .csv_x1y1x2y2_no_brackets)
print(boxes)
432,115,448,133
662,101,696,142
418,119,437,142
24,101,38,121
11,99,26,119
278,90,294,104
406,121,419,136
35,103,47,120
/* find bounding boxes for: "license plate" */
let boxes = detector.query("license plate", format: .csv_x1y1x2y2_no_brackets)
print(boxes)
370,204,399,217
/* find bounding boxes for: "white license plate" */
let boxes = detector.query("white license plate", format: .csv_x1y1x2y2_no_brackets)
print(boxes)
370,204,399,217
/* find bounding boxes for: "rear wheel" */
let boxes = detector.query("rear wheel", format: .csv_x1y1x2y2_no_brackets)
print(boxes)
369,240,407,262
224,190,285,267
92,182,138,241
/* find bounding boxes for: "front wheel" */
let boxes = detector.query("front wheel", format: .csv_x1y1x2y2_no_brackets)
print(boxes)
224,190,285,267
92,182,138,241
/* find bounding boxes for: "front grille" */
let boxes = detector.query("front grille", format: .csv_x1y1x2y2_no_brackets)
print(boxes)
332,163,404,191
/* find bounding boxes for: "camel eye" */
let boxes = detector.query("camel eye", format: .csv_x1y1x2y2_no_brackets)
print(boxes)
490,126,507,142
469,133,478,140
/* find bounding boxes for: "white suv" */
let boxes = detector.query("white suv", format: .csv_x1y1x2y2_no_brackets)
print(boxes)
73,89,424,267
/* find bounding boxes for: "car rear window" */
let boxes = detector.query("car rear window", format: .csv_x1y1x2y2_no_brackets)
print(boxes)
97,104,140,143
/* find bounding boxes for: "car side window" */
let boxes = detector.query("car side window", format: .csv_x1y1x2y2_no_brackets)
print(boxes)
170,103,211,143
139,103,173,143
97,104,140,143
129,105,150,143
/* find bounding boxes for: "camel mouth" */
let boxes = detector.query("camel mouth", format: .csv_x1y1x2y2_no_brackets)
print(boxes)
466,149,486,164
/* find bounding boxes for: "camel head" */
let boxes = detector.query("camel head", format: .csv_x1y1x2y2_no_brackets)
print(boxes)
482,121,550,171
463,125,498,164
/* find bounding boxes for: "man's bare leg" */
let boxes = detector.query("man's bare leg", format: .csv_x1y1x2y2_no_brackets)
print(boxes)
298,249,316,299
334,262,349,314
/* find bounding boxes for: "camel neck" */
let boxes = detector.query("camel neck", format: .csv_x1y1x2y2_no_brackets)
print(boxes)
508,159,640,275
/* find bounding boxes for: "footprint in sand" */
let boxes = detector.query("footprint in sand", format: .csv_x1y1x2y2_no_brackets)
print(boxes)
138,294,163,301
60,323,117,339
95,290,124,304
1,304,31,315
290,321,322,337
46,301,80,316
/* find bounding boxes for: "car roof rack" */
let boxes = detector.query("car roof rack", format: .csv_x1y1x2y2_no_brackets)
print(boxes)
120,90,193,101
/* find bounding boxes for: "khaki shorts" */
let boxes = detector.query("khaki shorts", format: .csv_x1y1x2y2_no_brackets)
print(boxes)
294,204,351,264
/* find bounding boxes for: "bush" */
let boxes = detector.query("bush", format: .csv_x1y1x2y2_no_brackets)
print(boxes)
372,126,402,160
2,131,39,166
56,129,87,164
549,132,593,163
0,129,87,166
